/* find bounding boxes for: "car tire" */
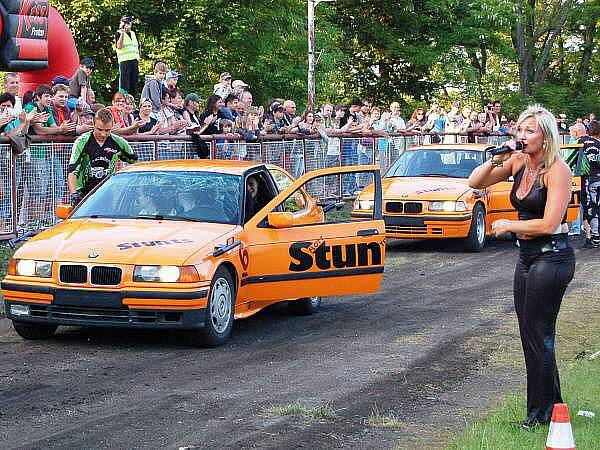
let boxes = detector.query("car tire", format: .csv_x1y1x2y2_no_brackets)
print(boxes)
12,321,58,340
191,266,236,347
464,203,486,252
289,296,321,315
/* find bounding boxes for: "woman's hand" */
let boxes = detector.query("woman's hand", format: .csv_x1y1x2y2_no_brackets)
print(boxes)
491,219,512,237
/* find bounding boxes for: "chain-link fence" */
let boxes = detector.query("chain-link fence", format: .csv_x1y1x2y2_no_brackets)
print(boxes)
0,132,572,239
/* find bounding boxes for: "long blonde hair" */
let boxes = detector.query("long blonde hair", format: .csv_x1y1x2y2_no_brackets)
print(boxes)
516,104,561,187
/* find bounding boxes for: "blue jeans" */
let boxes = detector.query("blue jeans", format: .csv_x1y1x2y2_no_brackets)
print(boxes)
341,140,357,194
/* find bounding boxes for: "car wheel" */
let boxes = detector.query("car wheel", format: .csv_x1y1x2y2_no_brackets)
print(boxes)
464,204,486,252
289,296,321,315
12,321,57,340
191,266,235,347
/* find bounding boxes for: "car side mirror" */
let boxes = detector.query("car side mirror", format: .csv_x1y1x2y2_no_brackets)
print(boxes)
268,211,293,228
56,204,73,220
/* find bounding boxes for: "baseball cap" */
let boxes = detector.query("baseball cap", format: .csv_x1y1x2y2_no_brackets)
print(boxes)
51,75,70,86
559,113,567,119
121,15,133,22
232,79,248,88
220,72,232,80
185,93,201,104
166,70,181,80
313,114,323,121
350,97,363,107
272,103,284,113
80,57,95,69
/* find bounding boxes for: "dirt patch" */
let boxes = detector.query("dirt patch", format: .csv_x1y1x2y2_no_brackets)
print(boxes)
0,238,598,449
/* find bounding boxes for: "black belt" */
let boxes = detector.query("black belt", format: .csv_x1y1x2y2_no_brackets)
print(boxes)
518,234,570,253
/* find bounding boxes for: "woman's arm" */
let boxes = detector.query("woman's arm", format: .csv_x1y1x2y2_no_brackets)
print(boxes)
492,161,573,237
468,148,524,189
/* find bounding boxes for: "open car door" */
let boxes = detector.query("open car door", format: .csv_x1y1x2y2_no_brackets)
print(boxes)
238,165,385,303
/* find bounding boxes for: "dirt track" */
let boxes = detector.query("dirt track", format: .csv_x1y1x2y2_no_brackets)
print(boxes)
1,238,596,449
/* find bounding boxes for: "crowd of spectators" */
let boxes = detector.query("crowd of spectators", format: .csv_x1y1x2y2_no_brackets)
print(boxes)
1,59,596,149
0,44,597,231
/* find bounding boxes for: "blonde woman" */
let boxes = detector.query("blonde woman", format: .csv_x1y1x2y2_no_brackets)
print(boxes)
469,104,575,428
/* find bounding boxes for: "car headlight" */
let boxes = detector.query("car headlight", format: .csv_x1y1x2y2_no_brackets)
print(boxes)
353,199,374,210
133,265,200,283
429,201,467,212
15,259,52,277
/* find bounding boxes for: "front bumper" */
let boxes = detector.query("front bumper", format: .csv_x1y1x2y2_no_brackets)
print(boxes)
2,282,209,330
381,214,472,239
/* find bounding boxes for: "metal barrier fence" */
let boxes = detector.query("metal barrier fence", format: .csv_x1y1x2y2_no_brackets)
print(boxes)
0,132,567,239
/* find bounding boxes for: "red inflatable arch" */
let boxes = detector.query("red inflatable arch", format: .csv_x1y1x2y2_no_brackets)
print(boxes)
0,1,79,94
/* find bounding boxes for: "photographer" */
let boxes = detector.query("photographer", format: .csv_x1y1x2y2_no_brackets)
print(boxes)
469,104,575,428
115,15,140,95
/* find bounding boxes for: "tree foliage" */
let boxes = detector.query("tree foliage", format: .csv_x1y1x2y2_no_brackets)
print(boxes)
52,0,598,117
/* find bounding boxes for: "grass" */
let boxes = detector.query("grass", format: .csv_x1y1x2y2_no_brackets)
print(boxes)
367,404,406,429
447,287,600,449
263,401,336,420
0,245,14,280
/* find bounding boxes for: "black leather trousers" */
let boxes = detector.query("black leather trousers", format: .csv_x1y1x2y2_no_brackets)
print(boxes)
513,245,575,422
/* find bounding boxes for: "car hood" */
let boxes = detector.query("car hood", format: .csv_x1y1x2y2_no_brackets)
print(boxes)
380,177,471,201
15,219,237,265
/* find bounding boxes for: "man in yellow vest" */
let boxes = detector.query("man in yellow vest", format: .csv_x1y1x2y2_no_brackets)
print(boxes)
115,15,140,96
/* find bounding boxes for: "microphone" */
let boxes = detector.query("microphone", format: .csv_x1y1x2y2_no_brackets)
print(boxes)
489,141,524,156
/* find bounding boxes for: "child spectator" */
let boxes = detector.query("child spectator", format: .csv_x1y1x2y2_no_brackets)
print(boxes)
141,61,168,113
217,119,235,159
69,57,94,106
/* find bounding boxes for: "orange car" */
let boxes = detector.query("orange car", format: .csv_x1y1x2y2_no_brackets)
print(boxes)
352,144,580,251
2,161,385,346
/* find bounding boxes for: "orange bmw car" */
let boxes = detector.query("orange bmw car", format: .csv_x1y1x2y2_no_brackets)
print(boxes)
352,144,580,251
2,161,385,346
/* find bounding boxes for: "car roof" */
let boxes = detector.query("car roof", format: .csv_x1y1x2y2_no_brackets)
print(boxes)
407,143,490,152
119,159,266,175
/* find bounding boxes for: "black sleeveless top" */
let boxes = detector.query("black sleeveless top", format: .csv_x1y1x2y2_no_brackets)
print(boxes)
510,165,568,223
510,165,547,221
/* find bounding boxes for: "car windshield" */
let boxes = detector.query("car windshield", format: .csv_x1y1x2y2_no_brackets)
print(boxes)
72,171,241,224
385,149,485,178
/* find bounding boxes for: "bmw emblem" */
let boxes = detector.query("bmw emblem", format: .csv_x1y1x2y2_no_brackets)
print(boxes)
88,251,100,259
401,192,409,198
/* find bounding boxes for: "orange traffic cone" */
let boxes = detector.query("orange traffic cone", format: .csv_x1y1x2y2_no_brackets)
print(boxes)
546,403,576,450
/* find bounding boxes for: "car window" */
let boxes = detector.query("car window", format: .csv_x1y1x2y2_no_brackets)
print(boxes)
385,149,485,178
72,171,241,224
269,169,377,227
269,168,295,192
244,172,276,223
268,168,308,212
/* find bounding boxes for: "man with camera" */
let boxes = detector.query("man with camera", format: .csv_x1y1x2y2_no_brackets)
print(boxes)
115,15,140,96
